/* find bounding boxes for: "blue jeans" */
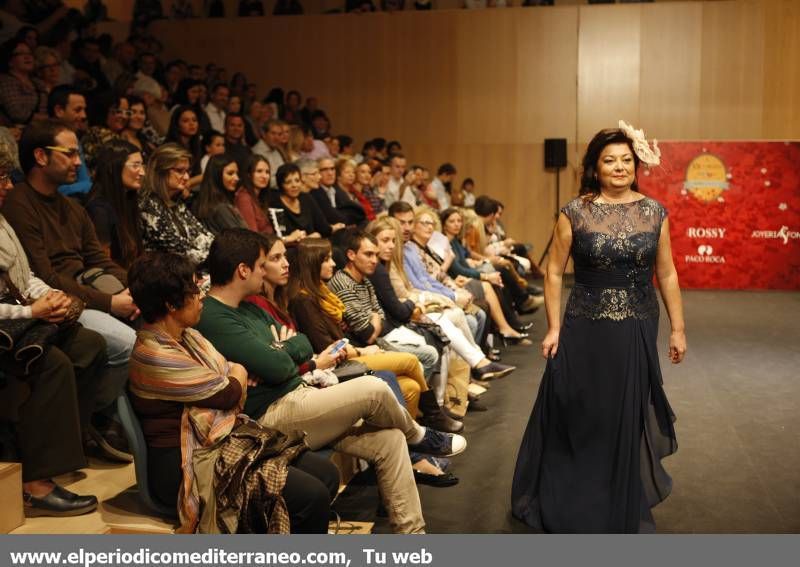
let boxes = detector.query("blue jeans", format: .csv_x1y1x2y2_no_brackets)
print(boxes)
78,309,136,411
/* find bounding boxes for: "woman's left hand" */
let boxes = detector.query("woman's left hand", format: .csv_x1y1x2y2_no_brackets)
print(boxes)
668,331,687,364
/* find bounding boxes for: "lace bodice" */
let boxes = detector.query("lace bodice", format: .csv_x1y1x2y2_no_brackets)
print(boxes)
562,196,666,321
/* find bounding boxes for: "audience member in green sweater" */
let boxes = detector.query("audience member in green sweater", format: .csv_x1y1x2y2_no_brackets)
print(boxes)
194,228,468,533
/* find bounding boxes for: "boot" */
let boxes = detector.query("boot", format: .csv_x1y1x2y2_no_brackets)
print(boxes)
418,390,464,433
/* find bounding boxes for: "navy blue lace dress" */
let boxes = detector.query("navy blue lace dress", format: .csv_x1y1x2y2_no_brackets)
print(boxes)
511,196,678,533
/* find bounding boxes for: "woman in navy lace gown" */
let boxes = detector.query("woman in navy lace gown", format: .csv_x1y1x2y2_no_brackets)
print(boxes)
511,126,687,533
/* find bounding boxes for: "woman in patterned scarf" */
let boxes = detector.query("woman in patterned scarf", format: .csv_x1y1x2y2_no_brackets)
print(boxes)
127,251,339,533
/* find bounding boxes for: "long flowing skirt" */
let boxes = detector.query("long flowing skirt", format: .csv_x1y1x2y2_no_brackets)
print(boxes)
511,315,677,533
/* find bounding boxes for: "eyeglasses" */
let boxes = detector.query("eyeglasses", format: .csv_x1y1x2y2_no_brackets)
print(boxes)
418,220,436,227
45,146,80,159
37,63,59,70
125,161,145,171
170,167,191,177
319,167,335,172
112,108,132,117
11,50,32,57
0,173,12,185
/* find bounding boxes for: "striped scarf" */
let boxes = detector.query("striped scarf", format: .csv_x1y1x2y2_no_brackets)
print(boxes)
129,325,242,533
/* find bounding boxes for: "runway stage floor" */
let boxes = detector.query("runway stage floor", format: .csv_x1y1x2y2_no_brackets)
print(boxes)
364,289,799,533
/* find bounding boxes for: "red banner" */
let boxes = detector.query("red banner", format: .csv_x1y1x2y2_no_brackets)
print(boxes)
637,141,800,290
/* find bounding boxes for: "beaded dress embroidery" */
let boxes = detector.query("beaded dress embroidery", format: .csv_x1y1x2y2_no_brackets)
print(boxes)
562,197,666,321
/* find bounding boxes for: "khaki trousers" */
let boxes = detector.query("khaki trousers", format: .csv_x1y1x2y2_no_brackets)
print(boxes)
258,376,426,533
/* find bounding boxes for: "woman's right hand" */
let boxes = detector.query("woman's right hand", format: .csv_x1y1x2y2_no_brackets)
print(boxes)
30,292,69,322
541,328,560,360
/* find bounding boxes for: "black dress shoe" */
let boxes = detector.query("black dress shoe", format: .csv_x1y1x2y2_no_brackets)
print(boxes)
527,284,544,295
24,485,98,517
467,399,489,412
86,423,133,463
413,470,459,487
471,362,516,381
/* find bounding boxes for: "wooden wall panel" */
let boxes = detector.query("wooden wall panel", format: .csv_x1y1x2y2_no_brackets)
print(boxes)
762,0,800,138
639,2,703,139
515,7,578,143
577,4,642,141
699,0,765,138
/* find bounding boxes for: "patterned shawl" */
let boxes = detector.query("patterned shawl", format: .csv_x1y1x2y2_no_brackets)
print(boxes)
128,325,242,533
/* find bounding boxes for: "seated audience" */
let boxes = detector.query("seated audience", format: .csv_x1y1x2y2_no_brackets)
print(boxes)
127,251,338,533
351,161,377,221
120,95,157,157
408,207,532,345
47,86,91,198
85,140,145,268
443,207,541,317
330,158,367,226
204,82,228,133
3,119,138,461
0,38,46,128
247,234,458,485
194,229,466,533
165,104,203,187
138,143,214,264
297,158,345,234
384,154,417,207
267,163,333,239
223,112,252,172
326,230,441,381
235,153,274,235
0,145,106,517
33,46,61,96
367,217,514,381
431,163,456,210
82,94,129,174
199,129,225,174
289,236,459,433
192,154,248,235
252,119,286,189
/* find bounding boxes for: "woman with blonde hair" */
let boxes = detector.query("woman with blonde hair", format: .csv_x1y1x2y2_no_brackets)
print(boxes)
407,207,531,345
138,143,214,264
368,216,514,383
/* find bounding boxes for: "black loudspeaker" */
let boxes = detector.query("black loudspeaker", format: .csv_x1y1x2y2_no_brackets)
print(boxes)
544,138,567,169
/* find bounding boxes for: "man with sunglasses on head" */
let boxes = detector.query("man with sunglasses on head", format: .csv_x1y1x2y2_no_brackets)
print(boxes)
2,119,137,463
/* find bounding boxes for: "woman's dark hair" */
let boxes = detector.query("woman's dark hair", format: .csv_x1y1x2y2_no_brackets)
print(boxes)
87,139,143,267
288,237,334,306
173,78,205,106
230,72,247,93
275,162,301,193
127,94,145,112
259,232,291,316
193,153,238,222
285,90,301,106
88,93,127,128
166,105,202,171
241,152,270,196
0,40,26,73
439,207,461,229
129,252,199,324
580,128,640,198
387,140,402,155
461,177,474,189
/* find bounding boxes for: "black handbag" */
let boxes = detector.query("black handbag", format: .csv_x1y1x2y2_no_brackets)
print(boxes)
0,272,84,375
332,360,372,381
406,320,451,350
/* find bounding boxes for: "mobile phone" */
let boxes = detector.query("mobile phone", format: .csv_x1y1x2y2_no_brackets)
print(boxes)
330,338,349,355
